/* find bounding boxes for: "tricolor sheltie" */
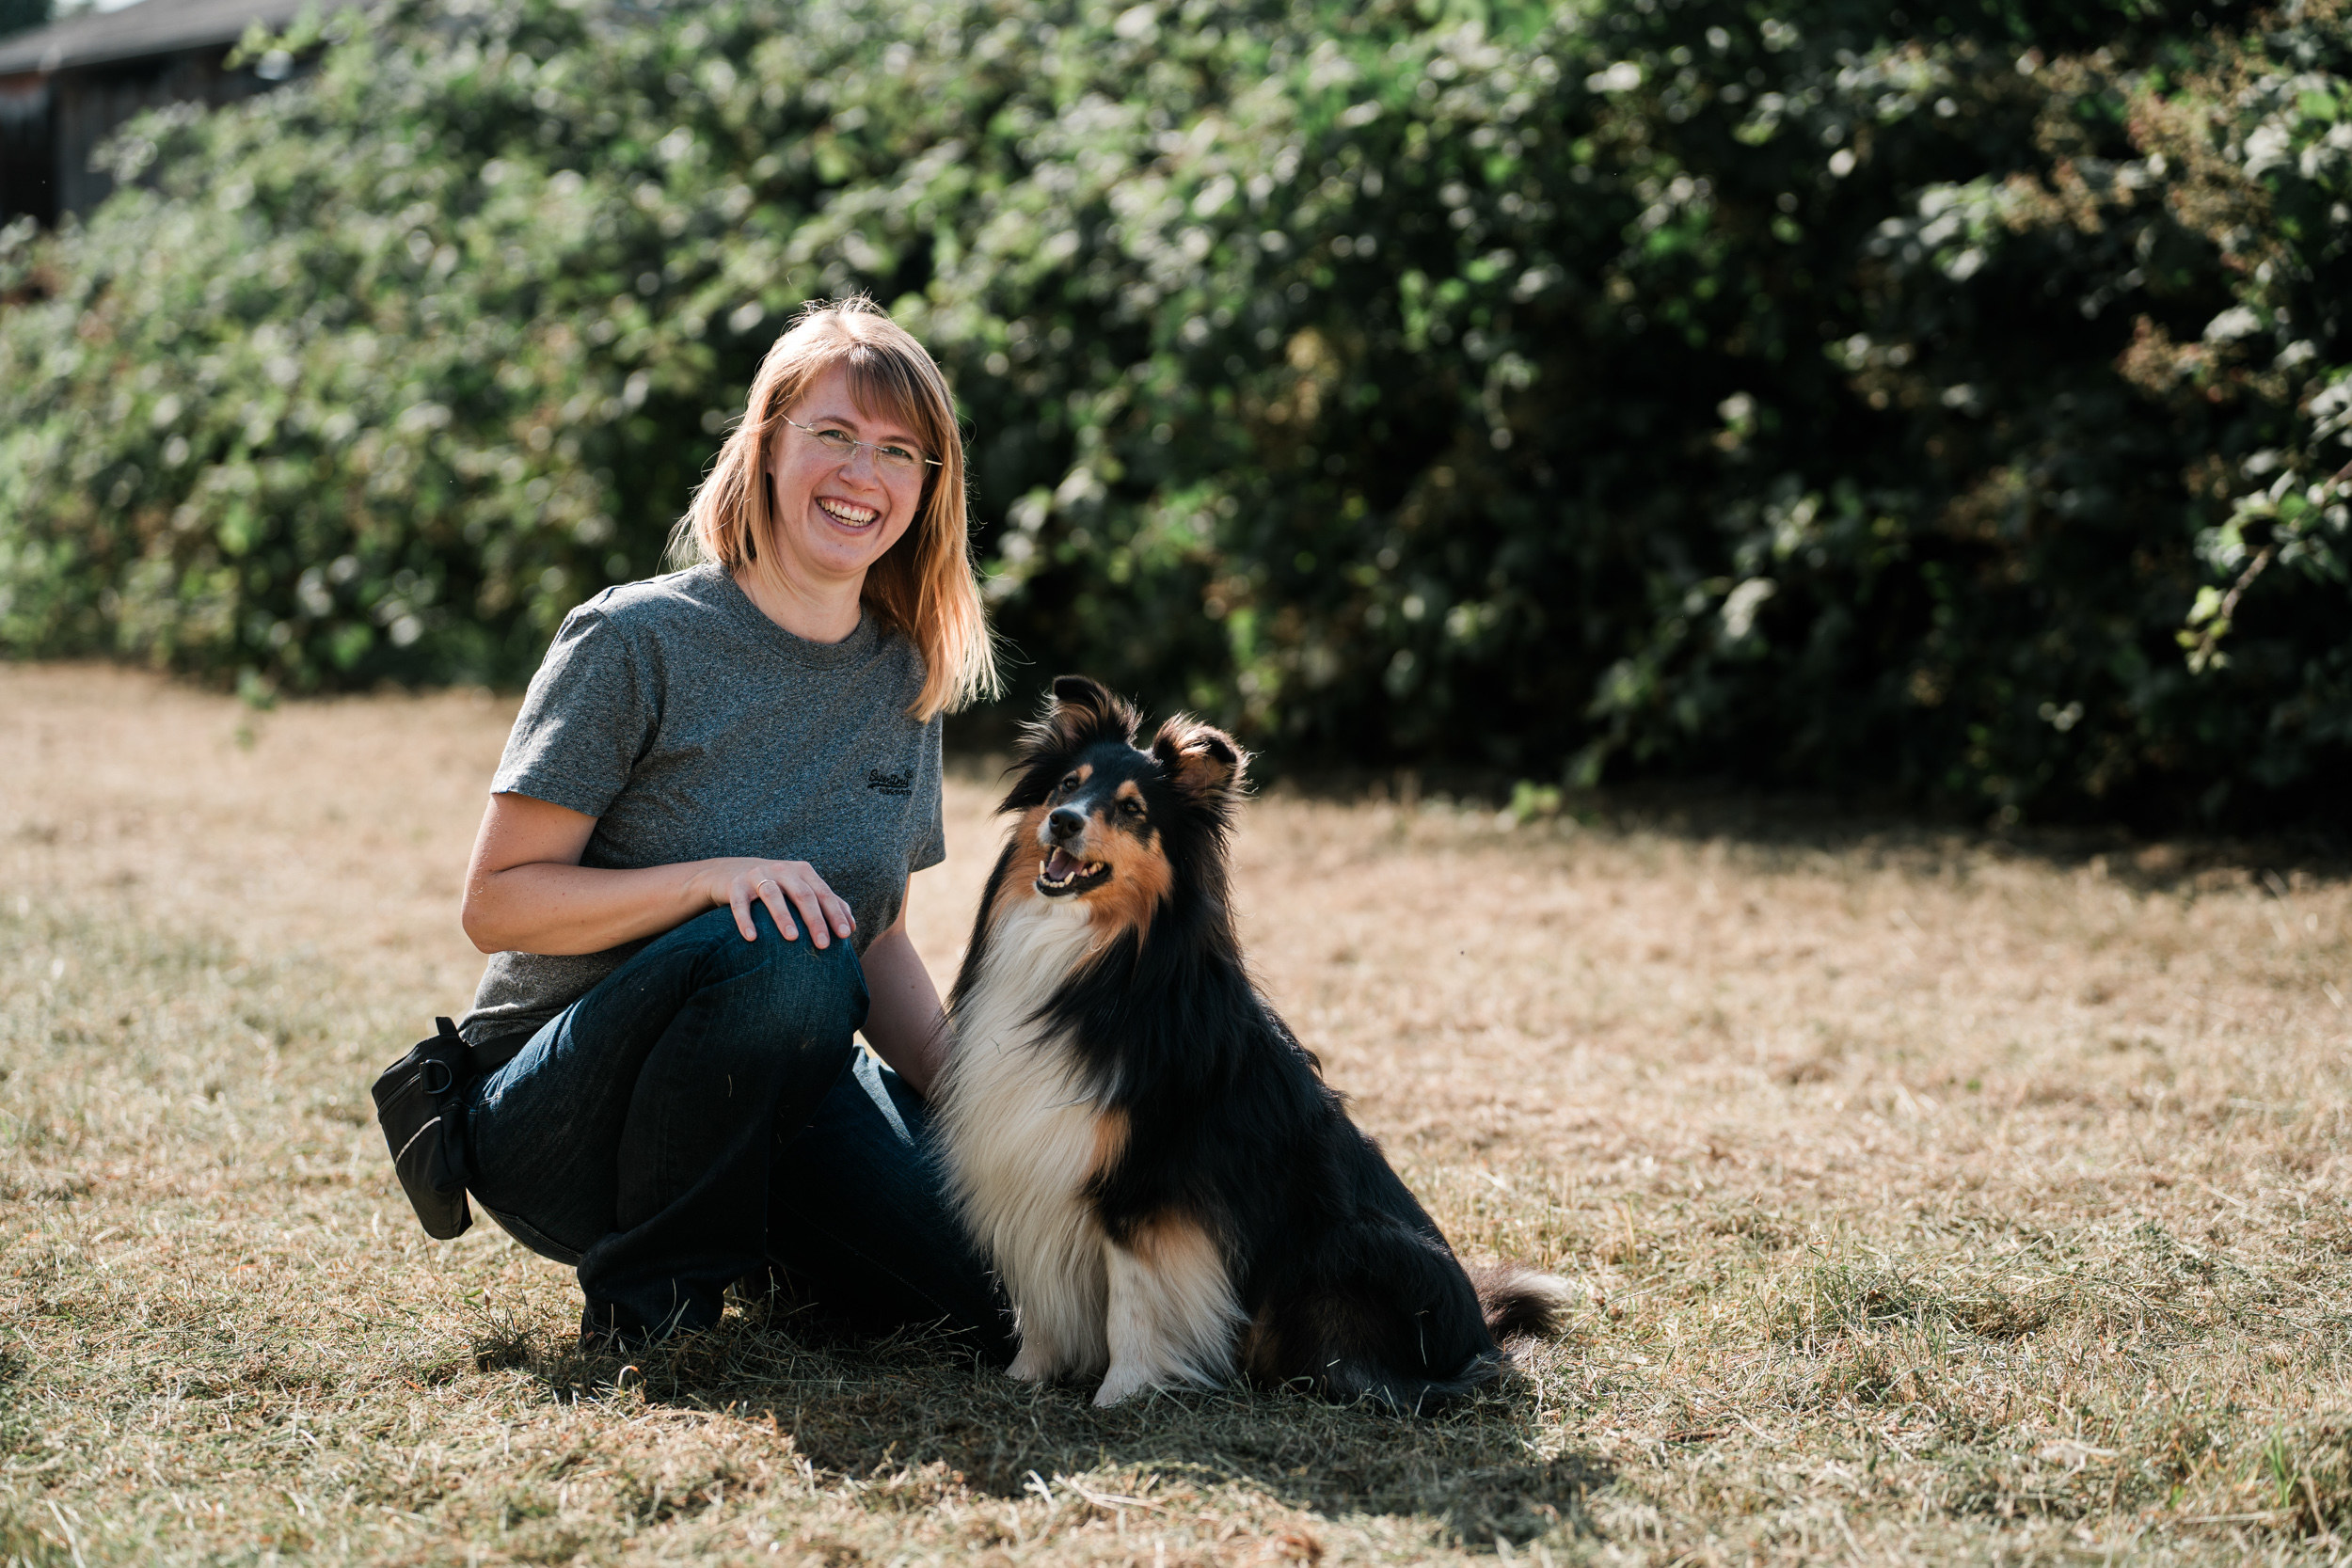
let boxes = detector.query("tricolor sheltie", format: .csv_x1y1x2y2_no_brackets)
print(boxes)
935,676,1572,1410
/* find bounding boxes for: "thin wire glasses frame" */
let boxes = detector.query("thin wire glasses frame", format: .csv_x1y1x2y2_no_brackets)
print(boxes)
778,414,940,473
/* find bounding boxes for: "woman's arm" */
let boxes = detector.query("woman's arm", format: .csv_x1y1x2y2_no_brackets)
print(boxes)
460,791,857,957
858,896,950,1098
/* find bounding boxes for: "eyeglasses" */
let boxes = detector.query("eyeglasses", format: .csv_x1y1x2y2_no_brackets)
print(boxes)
780,414,939,474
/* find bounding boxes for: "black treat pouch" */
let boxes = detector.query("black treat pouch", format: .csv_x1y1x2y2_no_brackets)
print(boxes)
372,1017,473,1240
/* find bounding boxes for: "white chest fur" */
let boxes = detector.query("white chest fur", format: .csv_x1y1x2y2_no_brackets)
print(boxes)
937,895,1114,1376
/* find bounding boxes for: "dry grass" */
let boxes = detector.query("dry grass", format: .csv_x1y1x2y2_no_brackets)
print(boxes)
2,662,2349,1566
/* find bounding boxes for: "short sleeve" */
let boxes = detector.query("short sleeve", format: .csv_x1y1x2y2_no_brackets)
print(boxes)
490,605,655,817
910,713,946,874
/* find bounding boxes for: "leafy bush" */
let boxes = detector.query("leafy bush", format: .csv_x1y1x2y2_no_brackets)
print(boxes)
0,0,49,42
1,0,2344,825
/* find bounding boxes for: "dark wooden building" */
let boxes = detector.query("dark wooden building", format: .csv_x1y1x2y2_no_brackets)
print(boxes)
0,0,313,228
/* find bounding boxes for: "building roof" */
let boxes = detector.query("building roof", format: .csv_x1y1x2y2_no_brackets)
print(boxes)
0,0,318,78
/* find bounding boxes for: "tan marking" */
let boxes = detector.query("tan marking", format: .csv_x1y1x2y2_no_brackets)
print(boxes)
1125,1210,1220,1273
1080,823,1174,942
1031,798,1172,938
1114,779,1144,805
1072,762,1093,784
1090,1107,1130,1180
989,806,1050,925
1239,1305,1284,1382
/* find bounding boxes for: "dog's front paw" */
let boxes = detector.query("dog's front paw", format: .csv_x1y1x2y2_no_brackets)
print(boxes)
1007,1343,1057,1382
1091,1364,1153,1406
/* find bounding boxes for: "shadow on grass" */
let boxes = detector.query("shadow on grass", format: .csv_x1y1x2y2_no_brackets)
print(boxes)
482,1314,1612,1544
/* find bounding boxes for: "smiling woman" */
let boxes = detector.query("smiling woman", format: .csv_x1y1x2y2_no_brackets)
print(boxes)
439,297,1009,1352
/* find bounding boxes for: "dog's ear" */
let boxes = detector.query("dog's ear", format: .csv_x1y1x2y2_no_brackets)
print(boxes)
1152,717,1245,803
1008,678,1141,806
1036,675,1139,750
1051,675,1124,731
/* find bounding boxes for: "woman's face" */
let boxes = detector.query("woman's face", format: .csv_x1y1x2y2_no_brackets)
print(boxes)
761,365,928,594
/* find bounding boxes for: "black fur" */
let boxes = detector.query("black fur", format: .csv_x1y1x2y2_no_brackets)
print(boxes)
949,676,1566,1410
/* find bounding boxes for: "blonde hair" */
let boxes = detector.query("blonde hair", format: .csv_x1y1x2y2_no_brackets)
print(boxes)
670,296,999,720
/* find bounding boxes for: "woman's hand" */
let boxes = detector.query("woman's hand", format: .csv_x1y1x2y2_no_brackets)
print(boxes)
711,858,855,948
462,792,861,958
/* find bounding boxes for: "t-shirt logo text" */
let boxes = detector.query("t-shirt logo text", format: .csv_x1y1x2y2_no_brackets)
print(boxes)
867,768,914,798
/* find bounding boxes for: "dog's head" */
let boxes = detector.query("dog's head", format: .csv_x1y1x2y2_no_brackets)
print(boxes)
997,675,1246,933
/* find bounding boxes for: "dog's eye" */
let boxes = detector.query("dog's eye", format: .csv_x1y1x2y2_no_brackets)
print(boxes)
1058,773,1081,796
1120,799,1145,818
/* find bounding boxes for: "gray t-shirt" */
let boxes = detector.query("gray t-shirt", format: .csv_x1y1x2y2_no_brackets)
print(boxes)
458,562,946,1047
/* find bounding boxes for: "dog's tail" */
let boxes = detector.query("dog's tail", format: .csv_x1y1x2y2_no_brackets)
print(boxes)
1467,1262,1580,1341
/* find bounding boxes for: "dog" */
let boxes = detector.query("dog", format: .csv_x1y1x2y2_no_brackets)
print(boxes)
933,675,1572,1410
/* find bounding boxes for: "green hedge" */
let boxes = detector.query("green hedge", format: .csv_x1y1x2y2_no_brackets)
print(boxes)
0,0,48,41
1,0,2345,826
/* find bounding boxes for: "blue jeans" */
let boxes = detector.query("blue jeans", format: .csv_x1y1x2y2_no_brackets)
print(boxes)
459,904,1010,1355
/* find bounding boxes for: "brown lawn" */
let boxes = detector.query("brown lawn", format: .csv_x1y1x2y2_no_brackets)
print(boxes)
2,662,2347,1566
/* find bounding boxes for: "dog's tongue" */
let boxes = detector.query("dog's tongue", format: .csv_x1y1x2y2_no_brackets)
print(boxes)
1045,847,1086,881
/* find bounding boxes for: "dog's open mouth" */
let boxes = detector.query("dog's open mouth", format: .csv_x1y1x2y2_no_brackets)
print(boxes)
1036,847,1110,896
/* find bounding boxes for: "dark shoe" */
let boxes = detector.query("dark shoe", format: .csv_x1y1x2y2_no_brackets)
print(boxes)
578,1301,654,1354
730,1263,782,1306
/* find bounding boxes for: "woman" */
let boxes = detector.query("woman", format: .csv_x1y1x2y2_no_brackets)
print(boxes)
453,297,1007,1352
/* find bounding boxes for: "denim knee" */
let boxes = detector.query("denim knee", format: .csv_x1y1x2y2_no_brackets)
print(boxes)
658,903,869,1040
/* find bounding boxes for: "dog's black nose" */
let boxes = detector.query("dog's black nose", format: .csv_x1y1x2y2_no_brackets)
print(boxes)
1047,807,1086,842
